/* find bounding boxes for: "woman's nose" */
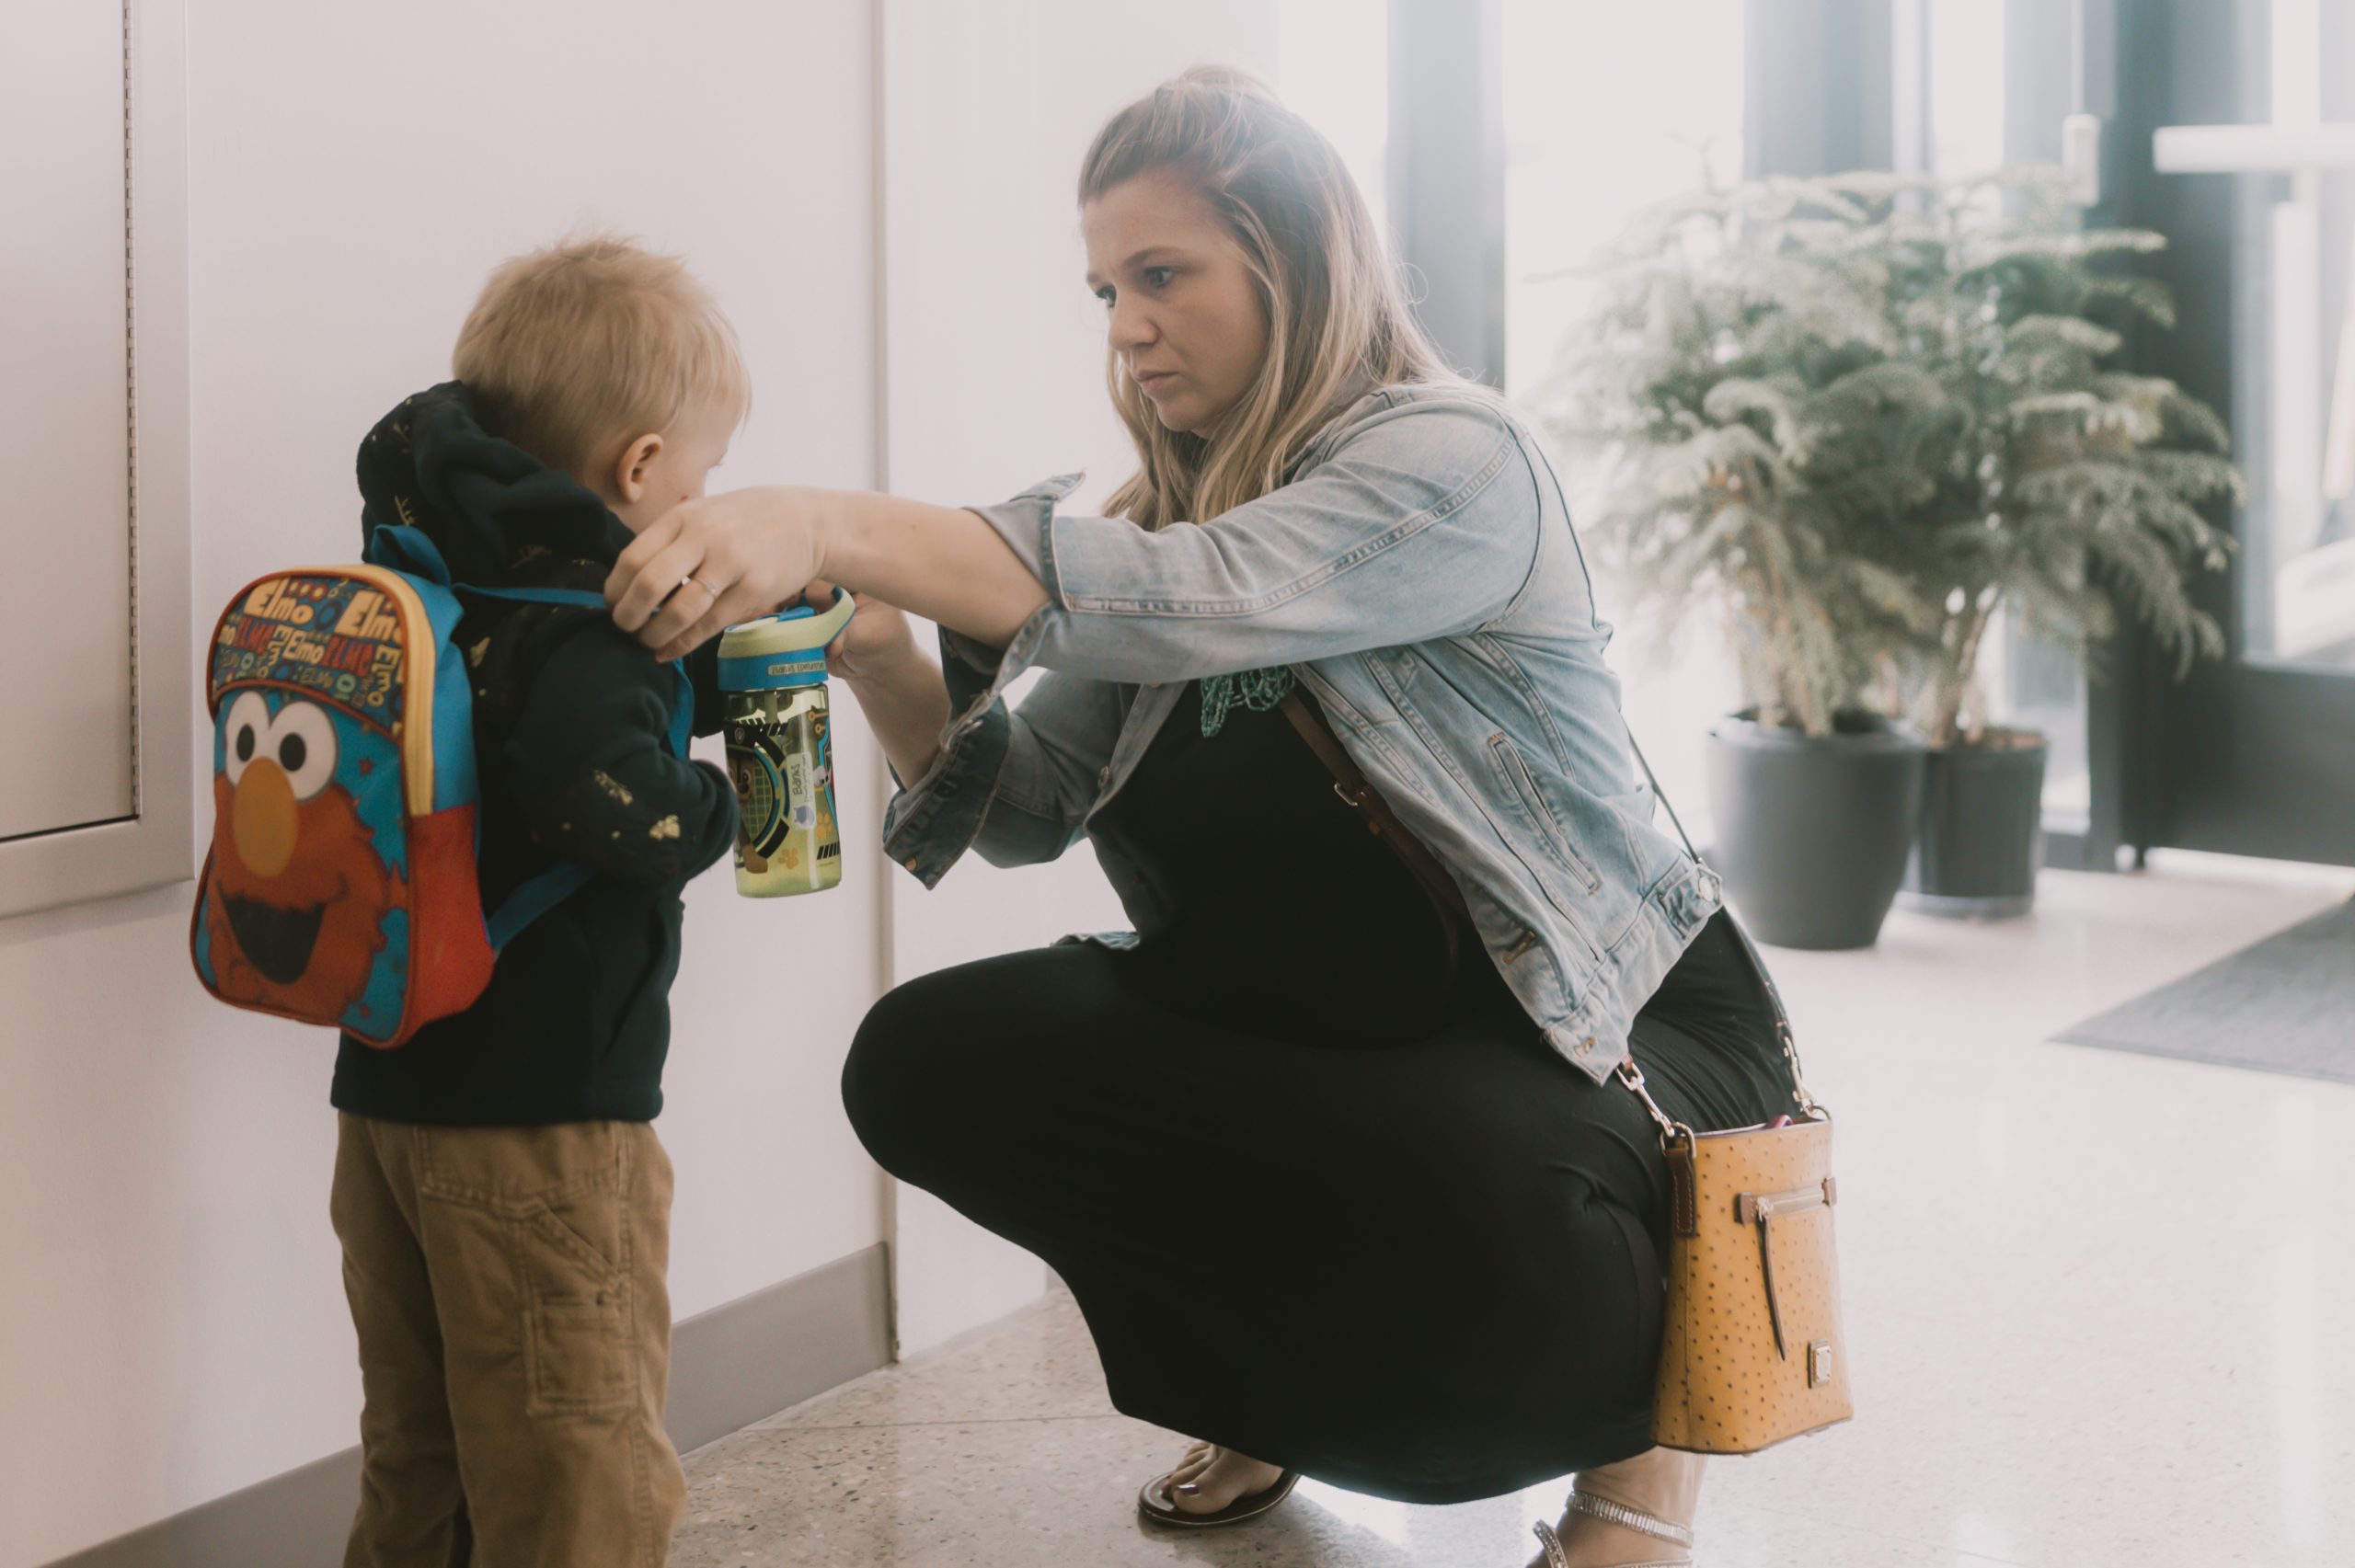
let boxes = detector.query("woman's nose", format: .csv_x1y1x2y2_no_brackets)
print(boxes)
1107,299,1156,353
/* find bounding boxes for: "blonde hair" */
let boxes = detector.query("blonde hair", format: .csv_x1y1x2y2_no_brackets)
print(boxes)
1080,67,1460,529
452,233,750,477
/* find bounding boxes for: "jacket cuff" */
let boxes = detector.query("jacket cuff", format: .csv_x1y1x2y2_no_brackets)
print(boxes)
881,476,1091,887
938,625,1010,705
879,670,1014,889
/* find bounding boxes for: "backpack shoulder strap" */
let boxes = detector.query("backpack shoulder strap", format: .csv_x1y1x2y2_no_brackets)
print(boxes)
363,522,458,582
364,521,689,741
363,525,698,942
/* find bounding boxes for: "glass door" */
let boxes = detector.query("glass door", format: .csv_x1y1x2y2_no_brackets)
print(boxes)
2120,0,2355,866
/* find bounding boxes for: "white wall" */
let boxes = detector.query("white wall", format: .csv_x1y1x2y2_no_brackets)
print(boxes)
0,4,884,1563
3,4,1432,1557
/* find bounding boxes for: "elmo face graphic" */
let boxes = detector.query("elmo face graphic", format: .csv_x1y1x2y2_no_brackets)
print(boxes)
202,692,407,1024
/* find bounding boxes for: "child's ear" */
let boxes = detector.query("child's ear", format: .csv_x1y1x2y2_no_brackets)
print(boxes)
612,433,664,502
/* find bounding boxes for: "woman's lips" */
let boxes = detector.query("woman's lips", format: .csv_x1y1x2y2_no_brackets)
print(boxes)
1134,370,1178,397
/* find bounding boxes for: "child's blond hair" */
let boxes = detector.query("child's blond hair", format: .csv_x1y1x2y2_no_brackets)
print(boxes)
452,234,750,477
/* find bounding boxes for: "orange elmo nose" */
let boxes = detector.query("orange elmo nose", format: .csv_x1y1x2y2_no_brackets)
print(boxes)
233,758,300,877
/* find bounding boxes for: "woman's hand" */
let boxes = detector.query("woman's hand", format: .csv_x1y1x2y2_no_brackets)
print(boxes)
804,578,953,786
607,486,828,661
608,483,1047,660
805,578,923,684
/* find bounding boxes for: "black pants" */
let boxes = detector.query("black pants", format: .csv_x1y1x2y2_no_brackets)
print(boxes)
843,910,1786,1505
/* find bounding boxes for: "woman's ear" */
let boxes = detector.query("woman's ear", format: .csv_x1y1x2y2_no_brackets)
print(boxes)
611,432,665,502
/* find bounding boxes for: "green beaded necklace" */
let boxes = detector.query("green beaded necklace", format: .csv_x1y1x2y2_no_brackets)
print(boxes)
1198,666,1298,737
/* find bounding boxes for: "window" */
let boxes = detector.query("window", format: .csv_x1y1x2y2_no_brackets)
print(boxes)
1497,0,1747,829
0,0,193,918
1500,2,1746,399
1914,1,2097,827
2229,0,2355,670
1276,0,1390,241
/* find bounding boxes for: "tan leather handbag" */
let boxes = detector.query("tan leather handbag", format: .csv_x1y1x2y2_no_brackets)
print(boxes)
1615,922,1852,1454
1616,742,1851,1454
1280,692,1853,1456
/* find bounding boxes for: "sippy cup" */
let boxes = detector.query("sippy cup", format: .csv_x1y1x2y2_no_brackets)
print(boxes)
718,591,856,897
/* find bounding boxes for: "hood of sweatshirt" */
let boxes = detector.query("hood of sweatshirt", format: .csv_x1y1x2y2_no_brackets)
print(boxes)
355,381,636,593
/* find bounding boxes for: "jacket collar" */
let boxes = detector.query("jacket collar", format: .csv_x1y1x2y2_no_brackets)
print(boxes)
356,382,636,591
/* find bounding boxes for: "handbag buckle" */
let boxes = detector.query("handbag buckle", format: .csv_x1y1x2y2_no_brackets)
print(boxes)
1775,1019,1823,1116
1615,1059,1696,1151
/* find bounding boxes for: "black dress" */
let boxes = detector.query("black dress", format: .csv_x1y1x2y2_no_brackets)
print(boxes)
842,681,1790,1505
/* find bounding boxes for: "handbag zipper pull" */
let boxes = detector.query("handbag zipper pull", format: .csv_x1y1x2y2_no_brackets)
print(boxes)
1737,1191,1790,1359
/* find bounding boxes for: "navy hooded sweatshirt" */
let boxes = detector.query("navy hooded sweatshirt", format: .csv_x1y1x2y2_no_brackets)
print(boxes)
330,383,738,1126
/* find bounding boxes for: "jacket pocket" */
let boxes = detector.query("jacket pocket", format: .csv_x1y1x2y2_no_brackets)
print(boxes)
1488,733,1603,895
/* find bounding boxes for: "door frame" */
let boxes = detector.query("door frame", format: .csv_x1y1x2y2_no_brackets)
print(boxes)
2105,0,2355,868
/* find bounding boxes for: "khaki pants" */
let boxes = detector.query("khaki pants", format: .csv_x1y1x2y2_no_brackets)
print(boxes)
330,1114,684,1568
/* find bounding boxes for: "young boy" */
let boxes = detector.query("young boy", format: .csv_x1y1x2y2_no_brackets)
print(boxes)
329,236,744,1567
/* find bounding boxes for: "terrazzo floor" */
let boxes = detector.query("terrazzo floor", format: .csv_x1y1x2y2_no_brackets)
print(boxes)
676,853,2355,1568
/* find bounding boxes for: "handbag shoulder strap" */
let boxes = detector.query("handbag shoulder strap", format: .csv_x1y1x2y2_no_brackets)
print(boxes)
1619,732,1795,1034
1278,694,1470,974
1617,727,1818,1127
1275,689,1816,1120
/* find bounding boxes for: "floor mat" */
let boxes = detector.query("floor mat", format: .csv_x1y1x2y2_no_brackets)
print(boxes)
2055,898,2355,1082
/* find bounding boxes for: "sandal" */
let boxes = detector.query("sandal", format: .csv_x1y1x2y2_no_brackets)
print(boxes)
1136,1460,1301,1528
1530,1487,1695,1568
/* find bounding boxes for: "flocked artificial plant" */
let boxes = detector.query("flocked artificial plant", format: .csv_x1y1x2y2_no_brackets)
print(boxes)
1536,167,2239,745
1869,167,2238,748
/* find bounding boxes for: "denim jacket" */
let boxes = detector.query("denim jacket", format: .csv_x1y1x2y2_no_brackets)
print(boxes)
879,383,1725,1083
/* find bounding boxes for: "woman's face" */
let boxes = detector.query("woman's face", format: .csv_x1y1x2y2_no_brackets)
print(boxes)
1084,167,1270,435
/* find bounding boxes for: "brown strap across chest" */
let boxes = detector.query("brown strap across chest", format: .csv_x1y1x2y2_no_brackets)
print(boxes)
1276,694,1472,960
1275,689,1811,1110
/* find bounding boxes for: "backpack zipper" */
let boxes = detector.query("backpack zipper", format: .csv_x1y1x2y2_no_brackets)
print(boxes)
341,567,437,815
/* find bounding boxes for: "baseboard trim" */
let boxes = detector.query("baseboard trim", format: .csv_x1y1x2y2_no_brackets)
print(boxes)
666,1241,892,1452
43,1242,891,1568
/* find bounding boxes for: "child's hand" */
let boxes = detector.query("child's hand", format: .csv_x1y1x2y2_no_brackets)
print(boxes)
806,579,921,684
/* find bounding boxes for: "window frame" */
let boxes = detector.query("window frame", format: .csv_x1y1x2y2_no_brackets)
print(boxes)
1386,0,1506,385
1396,0,2149,871
0,0,196,921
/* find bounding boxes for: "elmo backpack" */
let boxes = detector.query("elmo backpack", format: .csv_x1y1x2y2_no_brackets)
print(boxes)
190,524,690,1047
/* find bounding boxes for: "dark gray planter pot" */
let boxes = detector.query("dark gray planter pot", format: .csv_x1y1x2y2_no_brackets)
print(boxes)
1899,730,2050,919
1705,710,1926,950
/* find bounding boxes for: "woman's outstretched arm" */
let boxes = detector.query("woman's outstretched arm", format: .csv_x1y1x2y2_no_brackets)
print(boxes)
611,395,1544,689
613,498,1121,879
606,486,1048,662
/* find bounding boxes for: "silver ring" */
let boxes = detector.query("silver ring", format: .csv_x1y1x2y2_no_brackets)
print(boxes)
678,574,714,600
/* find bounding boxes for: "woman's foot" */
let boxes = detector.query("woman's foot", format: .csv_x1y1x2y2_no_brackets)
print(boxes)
1524,1447,1704,1567
1152,1440,1288,1516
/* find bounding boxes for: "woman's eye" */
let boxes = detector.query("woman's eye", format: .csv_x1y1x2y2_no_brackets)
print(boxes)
1143,267,1177,289
1094,285,1115,307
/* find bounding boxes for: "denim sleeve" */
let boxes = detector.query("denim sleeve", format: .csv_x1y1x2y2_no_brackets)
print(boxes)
879,629,1128,887
965,396,1542,685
